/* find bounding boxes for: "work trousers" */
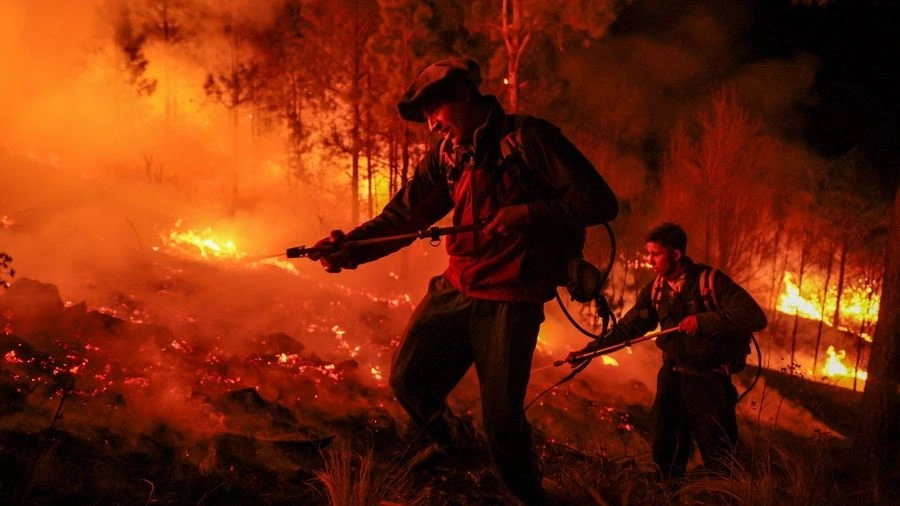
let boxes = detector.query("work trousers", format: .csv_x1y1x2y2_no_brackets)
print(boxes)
651,364,739,480
390,274,546,503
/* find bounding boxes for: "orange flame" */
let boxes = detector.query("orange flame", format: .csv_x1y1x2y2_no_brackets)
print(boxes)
163,219,245,259
158,220,300,275
777,273,823,320
821,345,867,382
777,272,879,340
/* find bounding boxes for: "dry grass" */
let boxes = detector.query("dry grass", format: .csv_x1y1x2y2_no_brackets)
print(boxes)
314,439,425,506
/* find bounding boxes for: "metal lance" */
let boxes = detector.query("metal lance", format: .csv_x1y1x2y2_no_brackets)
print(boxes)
284,223,483,258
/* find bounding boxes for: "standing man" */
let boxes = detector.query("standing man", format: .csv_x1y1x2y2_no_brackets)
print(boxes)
571,222,767,481
309,57,618,504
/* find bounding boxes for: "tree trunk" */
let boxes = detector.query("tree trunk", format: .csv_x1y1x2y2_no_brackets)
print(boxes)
348,0,365,224
813,233,836,377
502,0,530,113
856,187,900,482
833,235,849,329
366,125,374,218
790,229,810,370
351,87,361,224
769,219,784,312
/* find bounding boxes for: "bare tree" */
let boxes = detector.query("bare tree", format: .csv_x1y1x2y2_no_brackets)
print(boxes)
253,0,319,186
661,87,784,283
134,0,198,126
304,0,379,224
817,150,887,330
468,0,619,112
202,2,267,207
371,0,443,195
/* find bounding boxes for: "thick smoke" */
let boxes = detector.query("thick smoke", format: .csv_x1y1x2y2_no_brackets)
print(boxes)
0,0,851,453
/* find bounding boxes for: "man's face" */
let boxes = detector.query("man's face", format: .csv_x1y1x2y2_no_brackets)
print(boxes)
645,241,681,278
422,98,478,147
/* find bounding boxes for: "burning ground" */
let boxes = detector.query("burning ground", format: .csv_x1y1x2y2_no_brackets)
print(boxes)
0,160,882,504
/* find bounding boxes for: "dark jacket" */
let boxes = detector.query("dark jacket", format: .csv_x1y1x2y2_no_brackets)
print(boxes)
613,260,767,370
343,95,618,302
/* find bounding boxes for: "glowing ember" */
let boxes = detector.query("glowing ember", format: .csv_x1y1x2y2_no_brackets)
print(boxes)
821,345,867,382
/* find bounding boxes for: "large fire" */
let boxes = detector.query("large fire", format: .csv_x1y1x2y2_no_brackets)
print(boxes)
776,272,875,385
777,272,880,338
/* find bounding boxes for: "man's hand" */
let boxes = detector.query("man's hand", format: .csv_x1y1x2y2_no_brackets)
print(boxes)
308,230,355,273
565,339,603,366
678,315,700,335
482,204,530,236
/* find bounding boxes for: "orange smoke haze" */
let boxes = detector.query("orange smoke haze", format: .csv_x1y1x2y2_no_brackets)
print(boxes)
0,0,878,448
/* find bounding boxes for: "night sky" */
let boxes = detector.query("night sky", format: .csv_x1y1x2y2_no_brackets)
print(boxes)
618,0,899,197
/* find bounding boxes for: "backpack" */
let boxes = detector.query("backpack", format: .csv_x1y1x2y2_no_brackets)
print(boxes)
651,266,752,374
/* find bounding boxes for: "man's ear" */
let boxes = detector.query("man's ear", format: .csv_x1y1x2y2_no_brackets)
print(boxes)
672,249,683,263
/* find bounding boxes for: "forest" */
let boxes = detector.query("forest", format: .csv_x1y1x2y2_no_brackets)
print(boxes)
1,0,898,504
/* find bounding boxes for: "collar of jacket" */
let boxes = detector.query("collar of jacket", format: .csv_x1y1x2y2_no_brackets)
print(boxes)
440,95,507,169
471,95,507,165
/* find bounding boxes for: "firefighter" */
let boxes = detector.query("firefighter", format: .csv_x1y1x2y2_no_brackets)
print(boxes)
571,222,767,481
309,57,618,505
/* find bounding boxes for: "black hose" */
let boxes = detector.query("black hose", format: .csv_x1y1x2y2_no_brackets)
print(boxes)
554,222,617,340
737,333,763,402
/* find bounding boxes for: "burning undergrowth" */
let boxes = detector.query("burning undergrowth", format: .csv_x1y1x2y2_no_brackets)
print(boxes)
0,255,413,504
0,229,874,505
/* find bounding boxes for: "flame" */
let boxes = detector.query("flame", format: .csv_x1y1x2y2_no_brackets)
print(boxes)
157,220,303,277
777,273,823,320
821,345,867,382
777,272,879,340
164,219,245,260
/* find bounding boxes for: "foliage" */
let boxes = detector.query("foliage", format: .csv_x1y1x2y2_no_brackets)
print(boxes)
661,87,780,283
466,0,622,112
0,252,12,289
108,2,159,96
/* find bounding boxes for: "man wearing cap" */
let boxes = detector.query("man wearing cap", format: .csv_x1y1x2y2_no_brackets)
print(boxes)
309,57,618,505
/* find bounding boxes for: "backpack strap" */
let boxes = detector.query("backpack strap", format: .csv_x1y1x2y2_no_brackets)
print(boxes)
651,275,665,315
700,266,719,312
500,114,527,159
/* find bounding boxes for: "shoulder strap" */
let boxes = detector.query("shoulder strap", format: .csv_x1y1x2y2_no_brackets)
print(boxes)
651,276,665,313
700,266,719,311
500,115,527,160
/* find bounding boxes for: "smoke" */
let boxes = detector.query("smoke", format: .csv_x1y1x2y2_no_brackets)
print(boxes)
558,1,822,211
0,0,851,456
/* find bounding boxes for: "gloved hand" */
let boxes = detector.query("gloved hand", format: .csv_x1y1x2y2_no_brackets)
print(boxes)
565,339,603,366
565,330,625,365
307,230,357,273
